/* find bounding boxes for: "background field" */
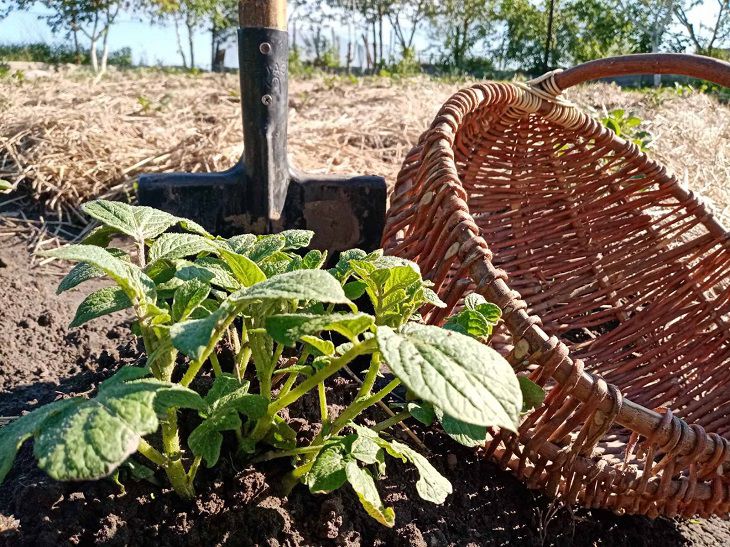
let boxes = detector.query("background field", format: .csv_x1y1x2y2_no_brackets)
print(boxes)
1,68,728,232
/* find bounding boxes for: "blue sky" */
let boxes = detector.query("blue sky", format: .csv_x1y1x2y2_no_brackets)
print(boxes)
0,2,718,70
1,4,224,67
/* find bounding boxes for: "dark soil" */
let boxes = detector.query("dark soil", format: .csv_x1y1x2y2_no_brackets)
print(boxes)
1,232,729,546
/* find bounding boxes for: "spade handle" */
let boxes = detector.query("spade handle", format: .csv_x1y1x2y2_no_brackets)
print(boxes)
239,0,287,30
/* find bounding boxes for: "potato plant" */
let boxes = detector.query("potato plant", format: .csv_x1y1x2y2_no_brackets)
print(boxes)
0,200,528,526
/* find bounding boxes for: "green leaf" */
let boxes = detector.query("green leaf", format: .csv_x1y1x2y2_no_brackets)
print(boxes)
264,415,297,450
345,461,395,527
350,433,384,466
265,313,374,346
170,300,240,362
423,288,447,308
434,407,487,448
204,374,247,406
70,286,132,328
178,218,212,238
153,386,207,414
0,398,81,484
148,233,214,264
280,229,314,250
83,200,179,242
387,440,452,504
407,401,435,426
259,252,294,278
42,245,155,303
177,257,241,291
218,249,267,287
81,225,119,247
249,234,285,262
344,280,368,300
230,270,351,306
172,279,211,322
307,442,349,493
188,411,241,468
331,248,367,280
0,179,12,192
443,309,493,338
351,262,426,327
208,388,267,420
376,323,521,430
518,377,545,413
464,295,502,323
57,249,128,294
226,234,257,255
301,335,335,356
34,373,199,481
300,250,326,270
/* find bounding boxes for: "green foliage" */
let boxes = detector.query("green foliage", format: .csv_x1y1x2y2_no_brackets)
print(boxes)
0,200,525,527
0,42,132,66
600,108,653,152
0,179,12,192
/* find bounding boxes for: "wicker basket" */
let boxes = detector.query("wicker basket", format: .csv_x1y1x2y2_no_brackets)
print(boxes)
382,54,730,518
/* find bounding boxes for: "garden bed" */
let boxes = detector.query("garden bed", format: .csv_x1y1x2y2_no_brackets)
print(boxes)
0,215,729,546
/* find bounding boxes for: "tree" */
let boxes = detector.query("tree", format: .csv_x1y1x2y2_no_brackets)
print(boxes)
499,0,562,71
427,0,494,69
331,0,395,71
209,0,237,72
563,0,651,63
8,0,122,72
388,0,429,56
675,0,730,58
145,0,236,71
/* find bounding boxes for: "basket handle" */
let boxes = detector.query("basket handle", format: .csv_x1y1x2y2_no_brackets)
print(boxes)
549,53,730,92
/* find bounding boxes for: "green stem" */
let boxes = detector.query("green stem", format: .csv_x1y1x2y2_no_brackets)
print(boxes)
137,438,168,467
329,378,401,438
372,410,411,432
318,382,328,422
187,455,202,483
209,352,223,377
288,378,401,483
252,444,324,463
249,339,376,442
162,423,193,498
180,358,204,387
277,372,299,399
235,322,251,380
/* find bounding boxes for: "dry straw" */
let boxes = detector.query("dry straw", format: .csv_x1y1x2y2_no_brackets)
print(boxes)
0,68,728,226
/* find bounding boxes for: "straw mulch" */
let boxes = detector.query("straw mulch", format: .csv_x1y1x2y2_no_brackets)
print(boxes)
1,69,728,226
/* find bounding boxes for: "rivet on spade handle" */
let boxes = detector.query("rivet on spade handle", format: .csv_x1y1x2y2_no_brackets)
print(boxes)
137,0,387,254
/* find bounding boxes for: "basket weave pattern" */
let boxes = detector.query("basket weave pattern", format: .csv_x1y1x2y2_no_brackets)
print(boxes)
382,57,730,518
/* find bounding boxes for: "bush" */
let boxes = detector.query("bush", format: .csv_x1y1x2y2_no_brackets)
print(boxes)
0,42,132,67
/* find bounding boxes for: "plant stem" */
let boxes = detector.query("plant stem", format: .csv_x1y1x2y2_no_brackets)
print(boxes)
286,378,401,484
160,409,194,498
249,339,375,442
318,382,328,422
187,455,202,483
137,438,168,467
278,372,299,399
329,378,401,438
209,352,223,377
180,358,204,387
235,321,251,381
252,444,324,463
372,410,411,432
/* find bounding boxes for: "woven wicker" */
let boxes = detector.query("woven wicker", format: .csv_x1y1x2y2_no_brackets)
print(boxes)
382,54,730,518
